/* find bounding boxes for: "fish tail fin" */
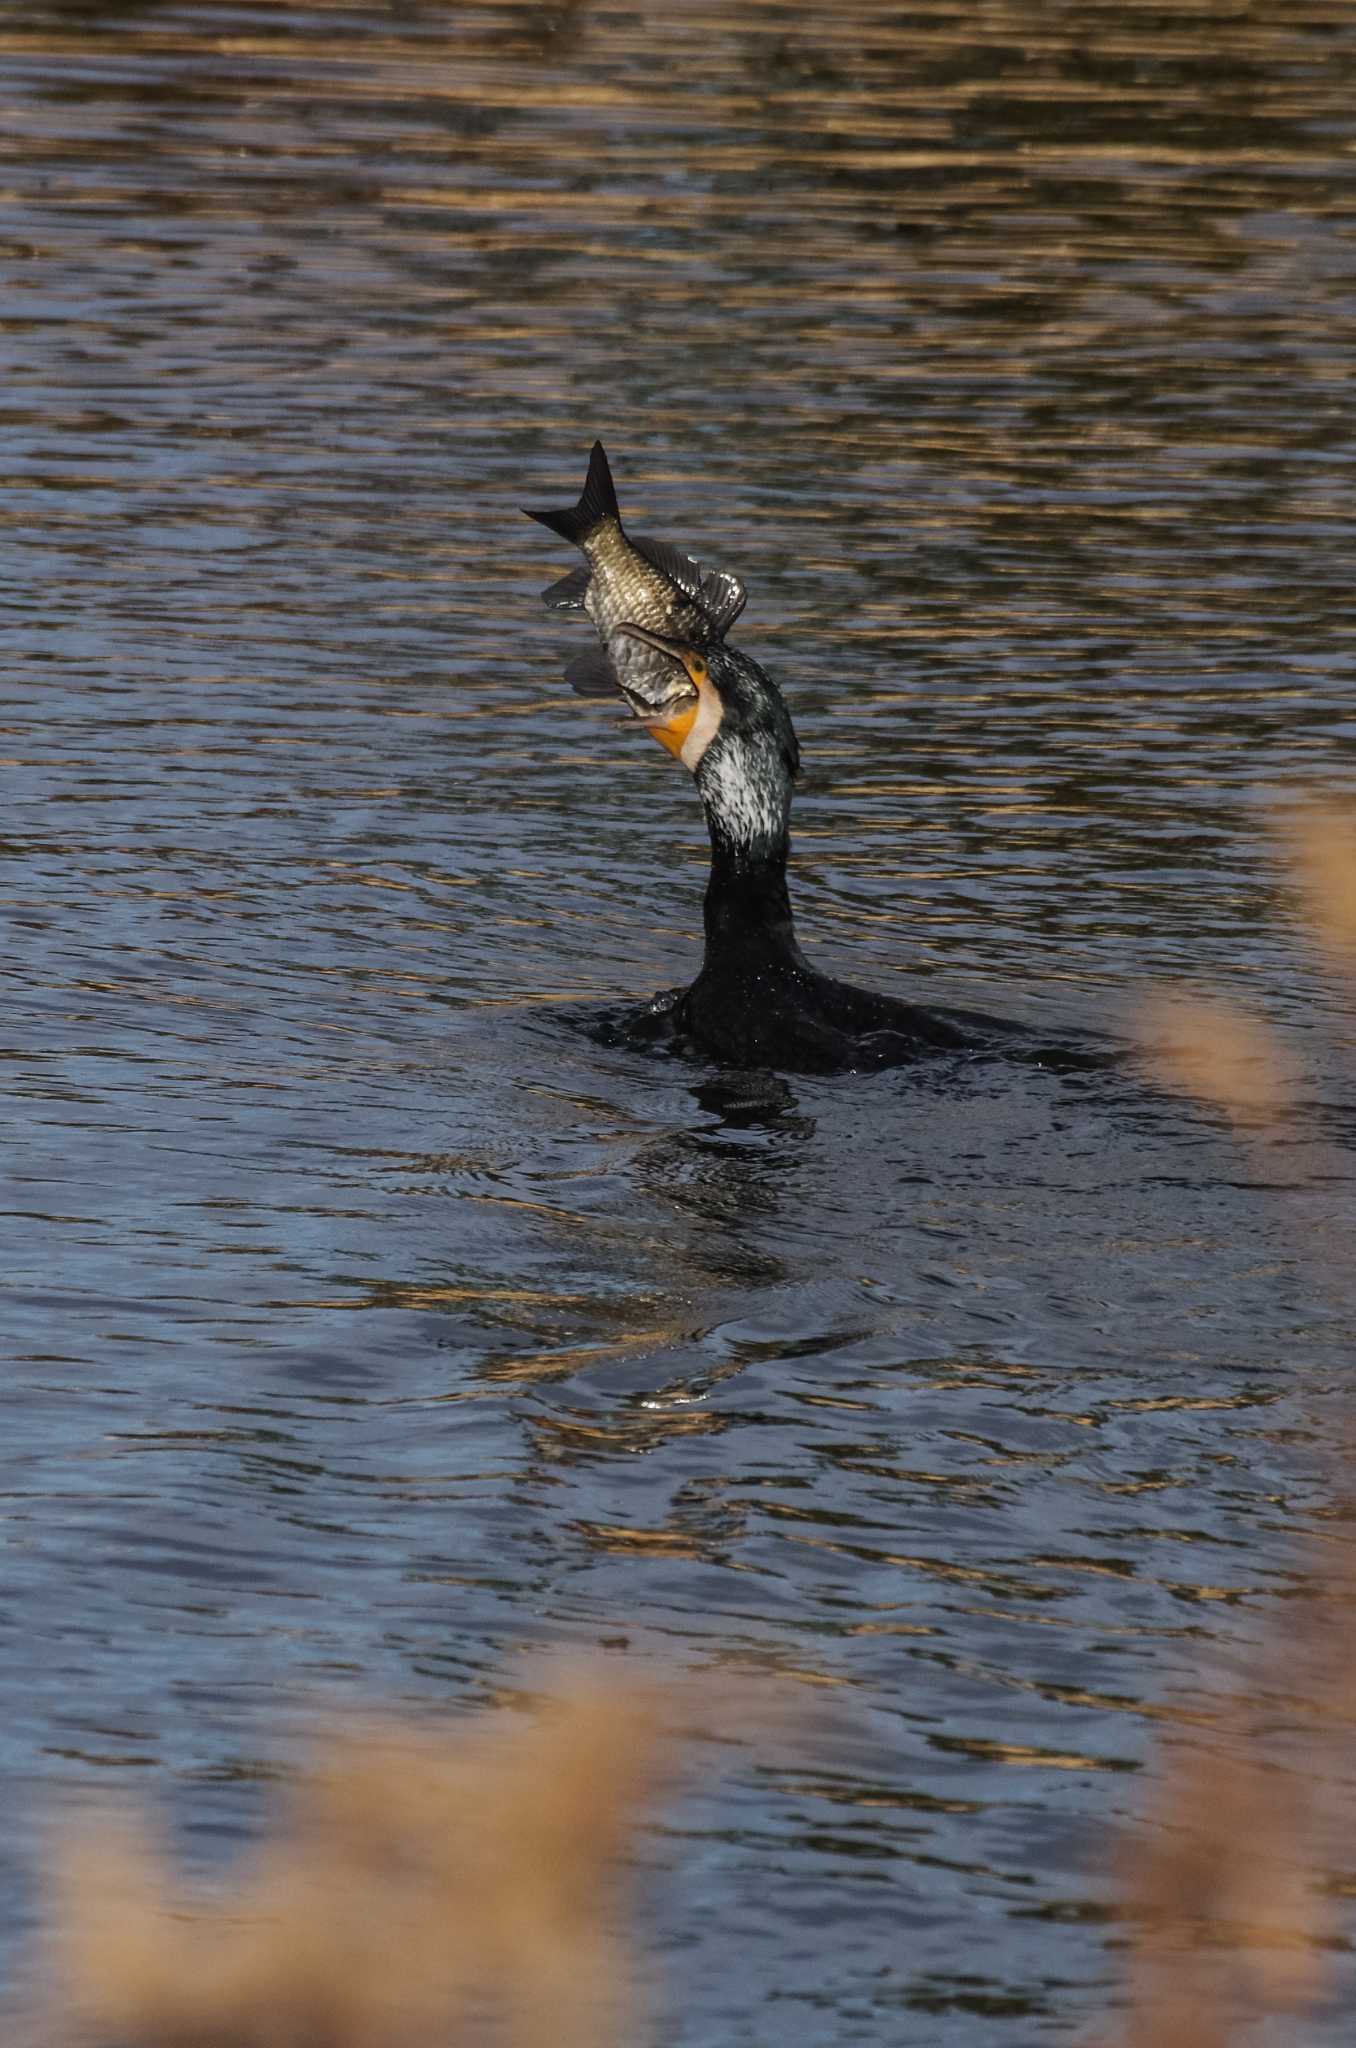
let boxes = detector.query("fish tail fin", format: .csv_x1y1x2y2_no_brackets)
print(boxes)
523,440,619,545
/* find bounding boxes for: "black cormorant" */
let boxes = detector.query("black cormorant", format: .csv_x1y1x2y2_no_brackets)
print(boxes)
610,623,1009,1074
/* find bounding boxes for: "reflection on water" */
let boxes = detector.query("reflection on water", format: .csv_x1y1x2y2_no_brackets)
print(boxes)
3,0,1356,2040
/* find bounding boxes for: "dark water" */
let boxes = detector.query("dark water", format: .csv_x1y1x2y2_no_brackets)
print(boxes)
4,0,1356,2037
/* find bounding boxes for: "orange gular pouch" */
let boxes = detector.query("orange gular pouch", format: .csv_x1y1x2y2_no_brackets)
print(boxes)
646,699,699,759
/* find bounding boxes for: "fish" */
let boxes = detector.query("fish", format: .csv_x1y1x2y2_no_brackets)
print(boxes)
523,440,747,715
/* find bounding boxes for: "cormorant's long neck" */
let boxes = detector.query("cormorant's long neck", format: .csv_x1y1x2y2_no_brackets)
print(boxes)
696,741,803,975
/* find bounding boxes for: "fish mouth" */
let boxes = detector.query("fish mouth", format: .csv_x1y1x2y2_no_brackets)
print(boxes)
612,621,701,722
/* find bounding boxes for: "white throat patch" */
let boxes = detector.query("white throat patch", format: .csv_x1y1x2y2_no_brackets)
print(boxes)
677,678,723,774
698,743,786,851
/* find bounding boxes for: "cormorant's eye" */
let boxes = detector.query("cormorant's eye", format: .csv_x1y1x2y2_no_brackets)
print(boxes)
688,655,707,682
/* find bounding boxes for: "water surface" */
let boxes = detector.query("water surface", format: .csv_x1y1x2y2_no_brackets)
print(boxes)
3,2,1356,2039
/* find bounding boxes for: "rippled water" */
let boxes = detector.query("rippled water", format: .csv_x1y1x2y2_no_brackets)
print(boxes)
4,0,1356,2037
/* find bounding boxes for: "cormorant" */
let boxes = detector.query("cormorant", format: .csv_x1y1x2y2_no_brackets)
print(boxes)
609,622,1010,1074
524,442,1040,1075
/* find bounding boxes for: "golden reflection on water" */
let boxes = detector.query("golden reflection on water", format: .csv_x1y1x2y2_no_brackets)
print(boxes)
6,5,1356,2043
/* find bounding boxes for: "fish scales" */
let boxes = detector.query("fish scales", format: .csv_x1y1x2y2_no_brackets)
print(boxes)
581,521,714,703
524,442,747,714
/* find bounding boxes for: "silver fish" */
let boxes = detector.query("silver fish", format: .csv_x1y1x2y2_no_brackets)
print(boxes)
523,441,746,714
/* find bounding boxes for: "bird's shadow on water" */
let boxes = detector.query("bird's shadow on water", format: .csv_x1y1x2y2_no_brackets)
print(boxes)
523,995,1150,1269
486,1002,1156,1429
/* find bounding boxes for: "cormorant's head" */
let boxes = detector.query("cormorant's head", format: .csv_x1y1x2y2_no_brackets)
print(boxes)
612,624,800,855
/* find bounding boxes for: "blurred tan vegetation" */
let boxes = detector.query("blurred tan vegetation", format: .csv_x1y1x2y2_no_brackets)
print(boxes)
1111,797,1356,2047
42,1675,667,2048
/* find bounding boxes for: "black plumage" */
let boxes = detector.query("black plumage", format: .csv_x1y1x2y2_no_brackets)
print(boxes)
612,627,1012,1075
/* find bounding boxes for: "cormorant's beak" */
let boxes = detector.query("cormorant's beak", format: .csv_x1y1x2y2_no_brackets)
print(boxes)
612,623,719,765
612,622,693,664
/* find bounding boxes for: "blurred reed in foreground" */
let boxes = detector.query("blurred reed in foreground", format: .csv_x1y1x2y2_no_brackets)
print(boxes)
1108,796,1356,2047
42,1675,669,2048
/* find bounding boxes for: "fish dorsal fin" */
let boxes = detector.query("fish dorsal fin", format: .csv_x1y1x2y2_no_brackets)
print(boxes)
542,566,590,612
631,532,746,637
630,532,705,603
563,646,620,698
697,565,747,635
